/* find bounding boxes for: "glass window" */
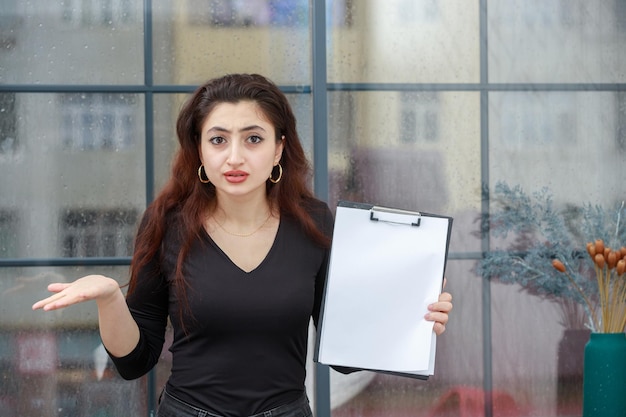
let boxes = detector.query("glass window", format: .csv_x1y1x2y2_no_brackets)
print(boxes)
60,94,137,151
152,0,312,85
327,90,482,242
186,0,308,27
618,92,626,152
2,1,625,416
0,1,144,84
396,0,440,24
61,0,137,27
0,210,19,258
617,1,626,32
399,92,440,144
327,0,480,83
0,93,145,259
0,93,17,156
60,209,138,258
0,266,145,417
489,0,626,83
489,92,624,204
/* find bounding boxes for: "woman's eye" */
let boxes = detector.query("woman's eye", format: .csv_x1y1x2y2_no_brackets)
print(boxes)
209,136,226,145
248,135,263,144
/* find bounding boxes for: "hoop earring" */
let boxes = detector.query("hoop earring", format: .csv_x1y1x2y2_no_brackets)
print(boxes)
269,163,283,184
198,165,210,184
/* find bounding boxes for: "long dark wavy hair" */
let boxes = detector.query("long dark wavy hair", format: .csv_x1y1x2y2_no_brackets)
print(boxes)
128,74,330,299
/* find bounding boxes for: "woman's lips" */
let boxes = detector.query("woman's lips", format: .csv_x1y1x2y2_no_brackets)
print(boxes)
224,171,248,183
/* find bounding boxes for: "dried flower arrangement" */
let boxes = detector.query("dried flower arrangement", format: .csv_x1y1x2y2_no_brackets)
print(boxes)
478,182,626,331
552,241,626,333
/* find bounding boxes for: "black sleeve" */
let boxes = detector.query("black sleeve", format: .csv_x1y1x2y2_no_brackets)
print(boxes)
312,201,333,329
107,218,170,380
108,261,169,380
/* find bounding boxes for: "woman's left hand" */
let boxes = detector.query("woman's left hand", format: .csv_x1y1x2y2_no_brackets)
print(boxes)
425,279,453,335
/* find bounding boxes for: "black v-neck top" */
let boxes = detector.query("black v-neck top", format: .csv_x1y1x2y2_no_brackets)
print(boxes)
109,199,334,417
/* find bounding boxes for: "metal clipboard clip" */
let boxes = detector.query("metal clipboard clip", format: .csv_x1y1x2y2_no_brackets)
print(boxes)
369,206,421,227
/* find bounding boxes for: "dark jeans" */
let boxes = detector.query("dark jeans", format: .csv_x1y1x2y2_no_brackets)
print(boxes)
156,389,313,417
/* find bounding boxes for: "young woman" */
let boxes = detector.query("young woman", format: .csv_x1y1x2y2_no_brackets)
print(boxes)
33,73,453,417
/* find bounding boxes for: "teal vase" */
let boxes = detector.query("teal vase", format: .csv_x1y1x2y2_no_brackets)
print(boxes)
582,332,626,417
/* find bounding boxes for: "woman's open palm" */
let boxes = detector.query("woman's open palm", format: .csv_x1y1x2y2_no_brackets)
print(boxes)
32,275,120,311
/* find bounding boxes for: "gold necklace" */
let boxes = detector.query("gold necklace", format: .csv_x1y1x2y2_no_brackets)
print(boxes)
213,213,273,237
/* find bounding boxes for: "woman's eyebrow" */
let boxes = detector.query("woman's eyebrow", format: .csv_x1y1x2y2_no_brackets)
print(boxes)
206,125,267,134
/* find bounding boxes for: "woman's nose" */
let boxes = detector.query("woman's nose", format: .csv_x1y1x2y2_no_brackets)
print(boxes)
227,142,244,165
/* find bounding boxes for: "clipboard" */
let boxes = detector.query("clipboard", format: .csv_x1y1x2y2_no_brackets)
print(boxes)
314,201,453,379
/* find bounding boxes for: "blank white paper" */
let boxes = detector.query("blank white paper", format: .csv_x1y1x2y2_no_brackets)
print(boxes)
316,203,451,376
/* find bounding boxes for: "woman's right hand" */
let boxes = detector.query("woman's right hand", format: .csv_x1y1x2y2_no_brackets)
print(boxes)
32,275,122,312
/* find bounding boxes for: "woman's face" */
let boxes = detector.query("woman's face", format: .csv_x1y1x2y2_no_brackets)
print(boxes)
199,100,284,200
